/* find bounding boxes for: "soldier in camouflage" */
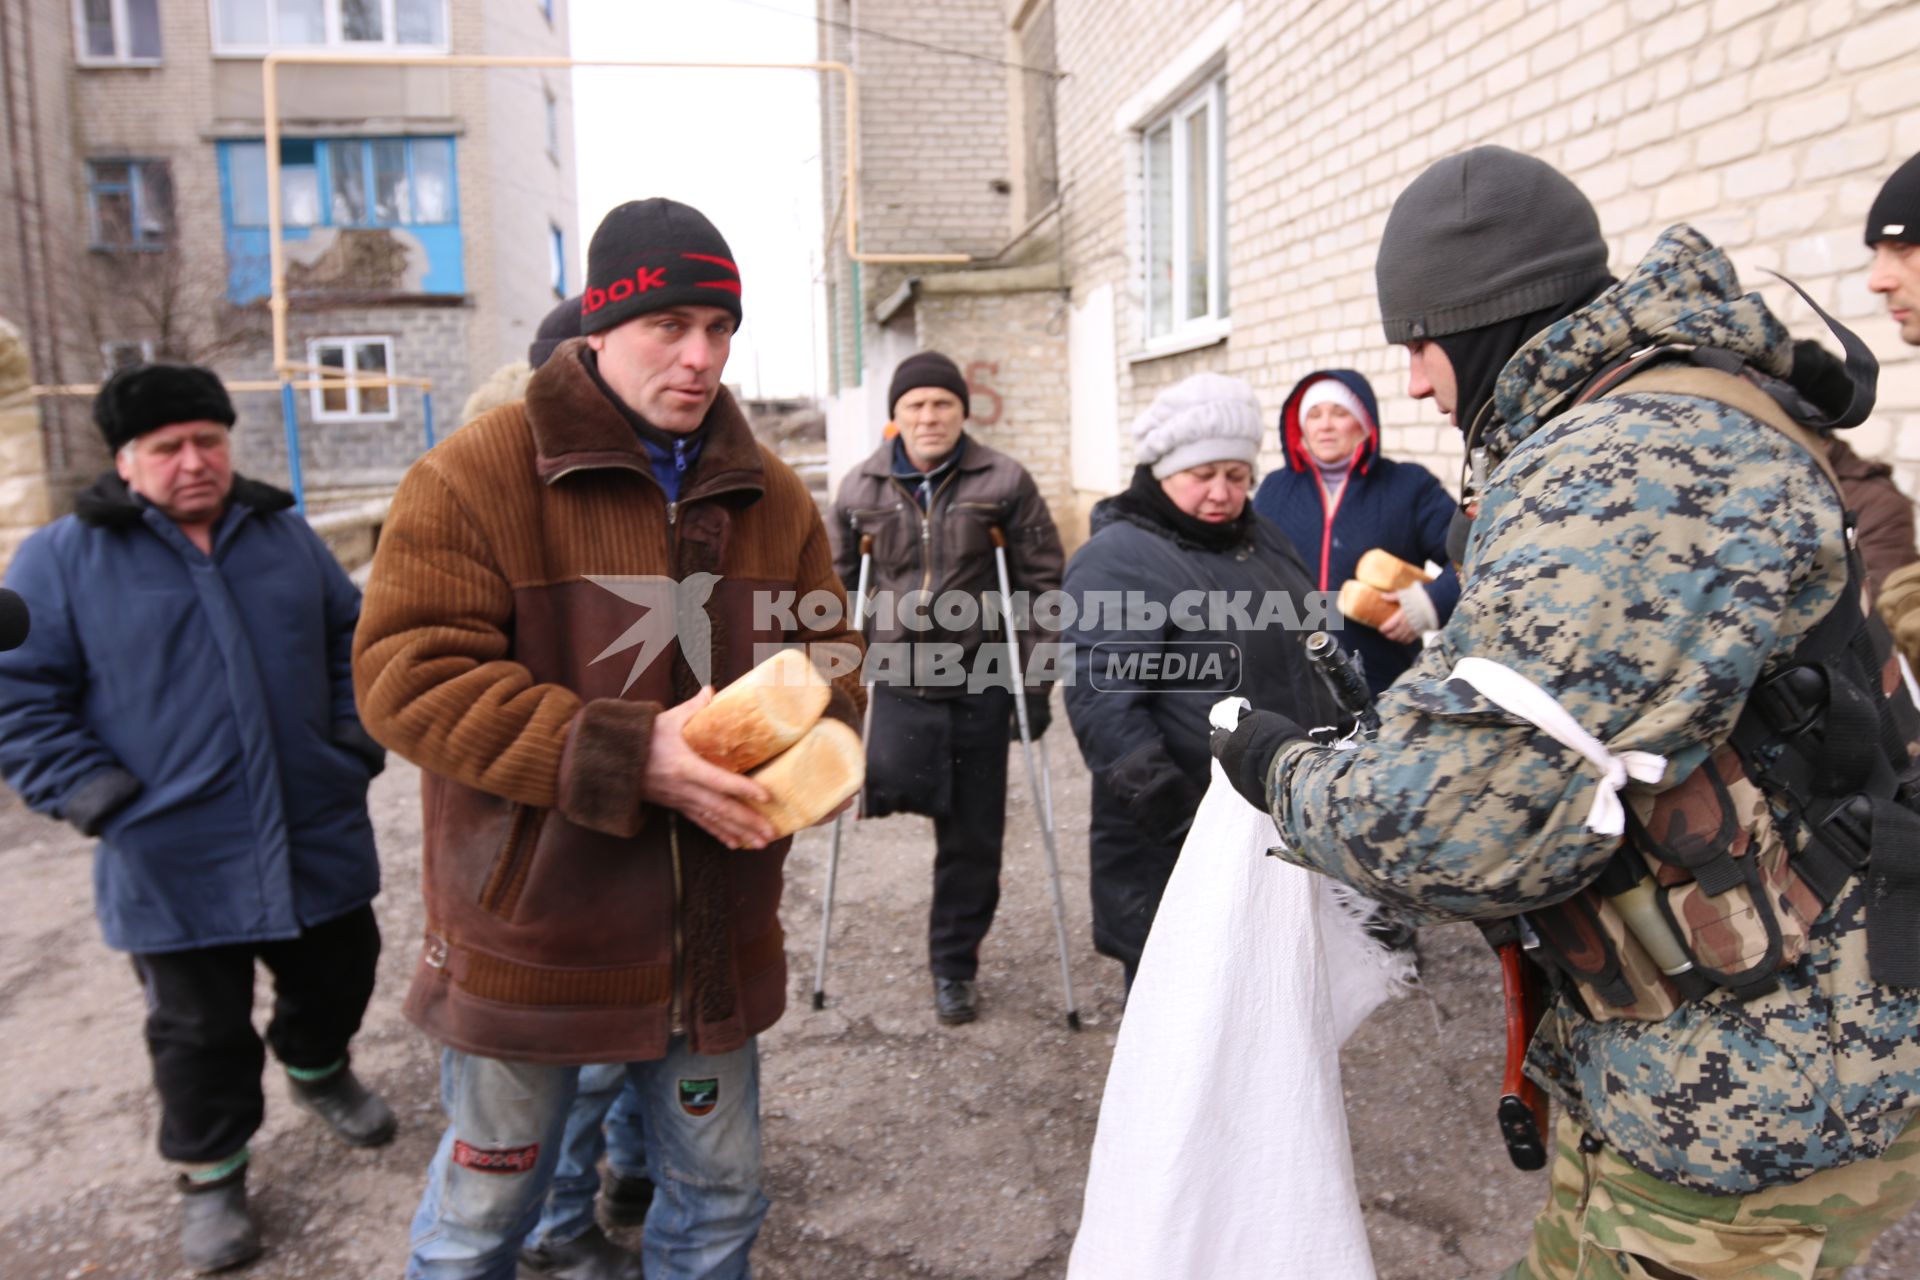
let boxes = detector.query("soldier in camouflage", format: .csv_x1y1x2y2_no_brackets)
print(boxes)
1214,146,1920,1278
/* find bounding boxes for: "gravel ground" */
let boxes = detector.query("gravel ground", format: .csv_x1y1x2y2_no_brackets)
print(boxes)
2,725,1915,1279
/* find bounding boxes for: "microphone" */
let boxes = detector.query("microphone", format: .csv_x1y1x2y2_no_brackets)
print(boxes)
0,589,30,652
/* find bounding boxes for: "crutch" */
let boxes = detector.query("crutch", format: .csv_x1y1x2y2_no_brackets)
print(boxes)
989,528,1081,1030
813,533,873,1010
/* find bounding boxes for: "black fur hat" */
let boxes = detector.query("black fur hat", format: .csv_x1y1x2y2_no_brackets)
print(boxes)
94,363,235,452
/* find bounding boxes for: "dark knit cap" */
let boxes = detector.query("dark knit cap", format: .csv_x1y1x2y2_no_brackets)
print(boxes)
580,199,742,335
888,351,970,419
529,293,582,368
1375,146,1613,343
1865,152,1920,247
94,363,235,452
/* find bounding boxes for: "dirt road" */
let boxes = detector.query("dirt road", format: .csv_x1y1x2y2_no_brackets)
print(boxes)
2,734,1915,1279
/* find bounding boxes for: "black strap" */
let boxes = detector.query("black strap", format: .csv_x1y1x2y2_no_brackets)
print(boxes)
1868,800,1920,986
1762,270,1878,431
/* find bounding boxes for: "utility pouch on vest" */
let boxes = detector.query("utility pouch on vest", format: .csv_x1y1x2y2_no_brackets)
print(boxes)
1516,349,1920,1022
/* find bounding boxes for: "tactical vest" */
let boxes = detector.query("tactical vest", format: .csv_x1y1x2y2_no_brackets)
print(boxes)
1516,350,1920,1023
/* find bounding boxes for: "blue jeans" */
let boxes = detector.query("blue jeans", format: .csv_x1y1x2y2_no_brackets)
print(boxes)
526,1064,651,1248
406,1039,768,1280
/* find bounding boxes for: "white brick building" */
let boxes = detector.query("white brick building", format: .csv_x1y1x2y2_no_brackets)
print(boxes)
821,0,1920,546
0,0,580,527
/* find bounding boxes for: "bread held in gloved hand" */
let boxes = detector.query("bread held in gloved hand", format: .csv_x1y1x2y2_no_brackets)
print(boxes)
1338,548,1433,632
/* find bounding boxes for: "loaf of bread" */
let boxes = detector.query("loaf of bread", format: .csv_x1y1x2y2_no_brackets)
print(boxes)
1337,580,1398,629
747,718,866,838
682,648,833,772
1354,548,1432,592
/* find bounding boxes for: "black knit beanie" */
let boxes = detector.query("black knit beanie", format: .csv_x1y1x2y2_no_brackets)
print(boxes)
529,293,582,368
580,199,742,335
1866,152,1920,247
888,351,971,419
94,363,235,452
1375,146,1612,343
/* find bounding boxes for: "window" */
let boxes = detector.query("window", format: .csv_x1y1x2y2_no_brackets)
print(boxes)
75,0,160,64
1142,74,1227,343
87,159,173,249
549,224,566,298
540,0,554,24
308,337,395,420
224,136,456,229
101,340,155,375
211,0,447,52
545,90,561,162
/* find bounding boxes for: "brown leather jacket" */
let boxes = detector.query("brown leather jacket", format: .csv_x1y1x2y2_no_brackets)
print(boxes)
353,339,862,1063
830,435,1064,695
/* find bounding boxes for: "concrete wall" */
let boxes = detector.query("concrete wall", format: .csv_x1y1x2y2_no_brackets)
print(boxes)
1049,0,1920,514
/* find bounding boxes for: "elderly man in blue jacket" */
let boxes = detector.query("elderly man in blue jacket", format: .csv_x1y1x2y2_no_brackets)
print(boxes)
0,364,391,1274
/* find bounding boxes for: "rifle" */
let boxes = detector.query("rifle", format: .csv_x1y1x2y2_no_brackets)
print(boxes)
1298,630,1550,1172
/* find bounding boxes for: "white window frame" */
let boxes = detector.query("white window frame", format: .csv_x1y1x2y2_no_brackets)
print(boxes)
210,0,451,56
101,339,156,376
1140,73,1227,351
308,336,398,422
74,0,161,67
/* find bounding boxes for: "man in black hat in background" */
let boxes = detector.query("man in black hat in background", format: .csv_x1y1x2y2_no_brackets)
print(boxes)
1868,152,1920,669
0,364,391,1273
829,351,1065,1025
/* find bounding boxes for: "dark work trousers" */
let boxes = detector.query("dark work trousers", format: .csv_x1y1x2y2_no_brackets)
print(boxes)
929,685,1014,980
130,903,381,1163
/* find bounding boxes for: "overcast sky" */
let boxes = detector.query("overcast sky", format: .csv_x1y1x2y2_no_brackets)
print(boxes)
569,0,826,400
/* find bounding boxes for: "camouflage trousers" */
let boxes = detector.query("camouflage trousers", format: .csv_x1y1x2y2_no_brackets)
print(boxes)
1501,1110,1920,1279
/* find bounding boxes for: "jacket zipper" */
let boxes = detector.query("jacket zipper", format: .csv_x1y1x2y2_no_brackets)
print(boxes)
891,471,961,594
669,813,686,1037
1314,471,1348,591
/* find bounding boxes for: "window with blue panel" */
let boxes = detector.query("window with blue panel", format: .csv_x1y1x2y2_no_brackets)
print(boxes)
218,136,462,302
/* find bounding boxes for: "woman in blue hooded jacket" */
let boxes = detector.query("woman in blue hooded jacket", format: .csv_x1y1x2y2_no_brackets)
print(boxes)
1250,369,1460,693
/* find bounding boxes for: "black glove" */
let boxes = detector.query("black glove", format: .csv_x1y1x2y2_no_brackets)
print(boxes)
1788,338,1854,421
1210,710,1308,810
1011,690,1051,741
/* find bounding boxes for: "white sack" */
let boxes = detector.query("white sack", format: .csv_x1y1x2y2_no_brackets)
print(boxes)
1066,759,1412,1280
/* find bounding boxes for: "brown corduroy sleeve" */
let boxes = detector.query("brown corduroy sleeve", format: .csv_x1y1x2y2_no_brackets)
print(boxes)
352,456,657,831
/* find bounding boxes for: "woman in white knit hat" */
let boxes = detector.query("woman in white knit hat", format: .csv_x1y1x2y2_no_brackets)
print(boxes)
1060,373,1334,991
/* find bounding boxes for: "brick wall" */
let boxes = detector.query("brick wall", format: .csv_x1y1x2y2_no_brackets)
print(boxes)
224,304,474,490
915,286,1073,515
1050,0,1920,510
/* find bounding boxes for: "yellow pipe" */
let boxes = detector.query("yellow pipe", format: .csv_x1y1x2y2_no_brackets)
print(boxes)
260,51,969,375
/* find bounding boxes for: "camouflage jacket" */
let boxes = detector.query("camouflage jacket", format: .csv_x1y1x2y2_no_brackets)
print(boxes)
1267,225,1920,1195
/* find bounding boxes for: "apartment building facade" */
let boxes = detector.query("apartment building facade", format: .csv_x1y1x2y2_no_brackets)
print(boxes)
0,0,579,534
820,0,1920,545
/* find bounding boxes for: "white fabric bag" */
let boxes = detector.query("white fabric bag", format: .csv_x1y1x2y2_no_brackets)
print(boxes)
1067,748,1411,1280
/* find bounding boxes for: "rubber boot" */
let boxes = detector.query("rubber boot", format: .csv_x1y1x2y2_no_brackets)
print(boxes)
288,1065,397,1147
177,1165,263,1274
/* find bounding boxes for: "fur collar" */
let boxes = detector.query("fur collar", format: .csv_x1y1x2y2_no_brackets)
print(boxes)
74,471,296,529
522,337,765,505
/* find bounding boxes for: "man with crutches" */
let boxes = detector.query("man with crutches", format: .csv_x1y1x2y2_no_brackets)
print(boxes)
830,351,1066,1025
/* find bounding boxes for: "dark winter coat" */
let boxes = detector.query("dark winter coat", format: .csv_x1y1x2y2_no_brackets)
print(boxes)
0,474,382,954
1250,370,1461,692
1061,489,1334,969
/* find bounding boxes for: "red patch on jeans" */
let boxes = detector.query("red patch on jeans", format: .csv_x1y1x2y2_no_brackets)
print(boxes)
452,1140,539,1174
